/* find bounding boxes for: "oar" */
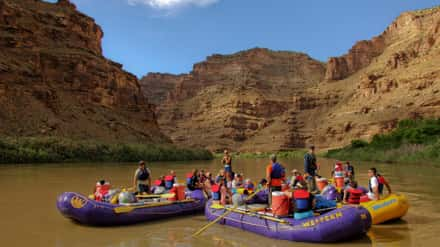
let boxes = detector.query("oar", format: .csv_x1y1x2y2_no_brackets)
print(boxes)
221,206,288,224
114,199,194,214
192,188,262,237
192,208,233,237
136,193,175,199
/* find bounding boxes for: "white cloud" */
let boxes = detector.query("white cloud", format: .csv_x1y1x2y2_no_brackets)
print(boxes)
127,0,219,9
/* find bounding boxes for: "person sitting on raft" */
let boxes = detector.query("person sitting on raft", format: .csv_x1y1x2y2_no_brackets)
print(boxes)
331,161,344,177
219,178,232,205
152,176,166,194
93,180,111,201
343,180,363,204
232,173,244,189
288,169,304,189
198,169,207,184
187,169,203,191
293,181,316,219
244,179,254,192
164,170,176,190
133,160,151,194
203,171,214,196
215,169,226,185
367,167,392,200
257,178,268,191
226,173,233,190
344,161,355,179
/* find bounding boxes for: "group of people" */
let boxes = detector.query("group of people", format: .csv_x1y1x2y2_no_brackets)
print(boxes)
185,150,262,205
133,160,180,195
93,146,393,218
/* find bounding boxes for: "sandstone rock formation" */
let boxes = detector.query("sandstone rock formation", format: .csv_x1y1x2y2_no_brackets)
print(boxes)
141,48,327,151
0,0,168,143
142,6,440,151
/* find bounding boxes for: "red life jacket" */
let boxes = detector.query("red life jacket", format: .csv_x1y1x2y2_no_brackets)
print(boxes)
211,184,220,193
211,184,221,200
154,179,163,186
334,163,343,172
164,175,174,189
94,182,110,201
347,188,363,204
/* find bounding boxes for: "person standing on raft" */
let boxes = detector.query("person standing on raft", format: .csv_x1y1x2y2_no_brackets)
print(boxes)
133,160,151,194
304,145,318,193
222,149,233,176
266,154,286,207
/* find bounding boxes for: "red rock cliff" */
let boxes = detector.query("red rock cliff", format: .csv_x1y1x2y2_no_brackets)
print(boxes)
0,0,168,143
325,7,440,81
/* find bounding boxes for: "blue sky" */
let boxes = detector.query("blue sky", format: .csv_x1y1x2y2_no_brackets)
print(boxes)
46,0,439,77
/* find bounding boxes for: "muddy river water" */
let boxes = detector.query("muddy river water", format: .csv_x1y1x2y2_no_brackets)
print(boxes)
1,157,439,247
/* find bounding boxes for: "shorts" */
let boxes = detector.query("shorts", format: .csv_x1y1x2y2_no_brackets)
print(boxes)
367,192,376,200
138,184,150,193
224,165,232,173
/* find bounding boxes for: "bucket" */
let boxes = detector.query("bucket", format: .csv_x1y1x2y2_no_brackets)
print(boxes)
335,177,345,188
174,184,186,201
272,191,289,216
316,178,328,192
294,210,314,220
168,187,177,201
347,189,363,204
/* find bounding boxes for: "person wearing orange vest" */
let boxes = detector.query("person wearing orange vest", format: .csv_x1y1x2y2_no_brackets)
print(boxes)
266,154,286,207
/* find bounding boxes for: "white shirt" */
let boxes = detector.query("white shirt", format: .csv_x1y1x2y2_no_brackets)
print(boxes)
367,176,379,200
370,176,378,190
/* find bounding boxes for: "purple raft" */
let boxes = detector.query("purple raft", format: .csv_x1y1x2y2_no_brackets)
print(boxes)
205,200,372,243
57,190,206,226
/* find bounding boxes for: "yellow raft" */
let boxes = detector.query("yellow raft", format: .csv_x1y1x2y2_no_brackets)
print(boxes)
360,193,409,224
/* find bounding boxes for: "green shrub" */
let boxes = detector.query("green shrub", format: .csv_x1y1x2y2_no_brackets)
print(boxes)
0,137,213,164
325,118,440,164
351,139,369,148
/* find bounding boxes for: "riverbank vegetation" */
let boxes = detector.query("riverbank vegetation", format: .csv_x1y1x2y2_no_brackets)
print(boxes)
325,118,440,163
0,137,213,164
214,150,307,159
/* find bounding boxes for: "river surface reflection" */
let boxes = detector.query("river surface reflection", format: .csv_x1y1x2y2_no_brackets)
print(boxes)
1,157,439,246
